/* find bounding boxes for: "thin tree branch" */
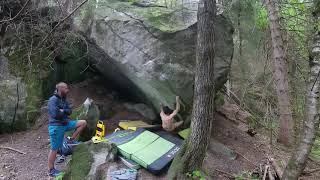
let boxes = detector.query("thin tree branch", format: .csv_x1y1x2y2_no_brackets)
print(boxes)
0,0,32,23
39,0,89,46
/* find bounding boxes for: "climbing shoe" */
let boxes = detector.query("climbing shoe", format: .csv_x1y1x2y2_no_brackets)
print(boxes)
48,168,62,177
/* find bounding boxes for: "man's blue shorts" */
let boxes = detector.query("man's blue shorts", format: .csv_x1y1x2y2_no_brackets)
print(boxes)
48,120,77,150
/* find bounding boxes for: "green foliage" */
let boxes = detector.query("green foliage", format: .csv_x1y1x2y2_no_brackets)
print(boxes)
280,0,307,37
279,0,310,60
226,0,310,144
255,5,268,29
186,170,206,180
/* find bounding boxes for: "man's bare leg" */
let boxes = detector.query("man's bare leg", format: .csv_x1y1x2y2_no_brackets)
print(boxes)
70,120,87,140
48,150,58,170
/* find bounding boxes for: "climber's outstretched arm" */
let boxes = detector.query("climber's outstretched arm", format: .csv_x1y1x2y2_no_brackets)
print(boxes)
160,102,164,112
169,96,180,119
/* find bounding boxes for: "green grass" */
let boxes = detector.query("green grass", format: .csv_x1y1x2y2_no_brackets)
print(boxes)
55,172,65,180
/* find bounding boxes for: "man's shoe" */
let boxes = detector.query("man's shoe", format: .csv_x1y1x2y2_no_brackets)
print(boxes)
48,168,62,177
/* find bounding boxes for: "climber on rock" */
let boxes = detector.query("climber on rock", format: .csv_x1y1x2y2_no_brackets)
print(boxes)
47,82,87,177
160,96,184,132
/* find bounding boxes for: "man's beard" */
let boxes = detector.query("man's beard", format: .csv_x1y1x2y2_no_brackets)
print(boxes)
61,92,67,98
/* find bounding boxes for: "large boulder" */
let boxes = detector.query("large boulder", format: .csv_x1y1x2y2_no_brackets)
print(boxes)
0,56,28,133
71,0,234,119
63,141,118,180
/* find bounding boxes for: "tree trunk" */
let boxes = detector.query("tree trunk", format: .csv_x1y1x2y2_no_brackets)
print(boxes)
282,1,320,179
237,1,245,103
266,0,294,146
168,0,216,179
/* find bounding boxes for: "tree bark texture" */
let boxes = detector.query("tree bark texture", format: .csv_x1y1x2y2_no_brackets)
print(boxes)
168,0,216,179
282,1,320,179
266,0,294,146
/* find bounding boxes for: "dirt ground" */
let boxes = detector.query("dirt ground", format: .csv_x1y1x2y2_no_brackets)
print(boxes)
1,79,319,180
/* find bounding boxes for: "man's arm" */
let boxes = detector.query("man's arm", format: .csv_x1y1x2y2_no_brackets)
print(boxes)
160,111,165,120
63,101,72,116
169,96,180,119
160,103,166,121
160,103,164,112
48,97,64,120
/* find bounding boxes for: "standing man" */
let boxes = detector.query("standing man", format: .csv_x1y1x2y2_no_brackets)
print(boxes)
47,82,87,177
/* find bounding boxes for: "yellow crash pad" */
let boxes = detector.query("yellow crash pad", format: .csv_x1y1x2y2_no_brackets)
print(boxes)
119,121,150,130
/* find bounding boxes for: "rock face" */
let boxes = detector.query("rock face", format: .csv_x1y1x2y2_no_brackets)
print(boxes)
71,0,234,119
123,103,157,121
0,56,28,133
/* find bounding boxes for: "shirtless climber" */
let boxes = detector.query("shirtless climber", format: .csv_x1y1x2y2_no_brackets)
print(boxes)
160,96,184,132
47,82,87,177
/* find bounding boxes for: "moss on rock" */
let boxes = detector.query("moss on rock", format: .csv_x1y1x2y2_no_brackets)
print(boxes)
75,0,197,33
1,33,88,133
63,142,117,180
63,143,94,180
7,50,54,126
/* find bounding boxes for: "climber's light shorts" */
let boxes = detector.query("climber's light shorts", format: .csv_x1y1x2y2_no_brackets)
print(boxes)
48,120,77,150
